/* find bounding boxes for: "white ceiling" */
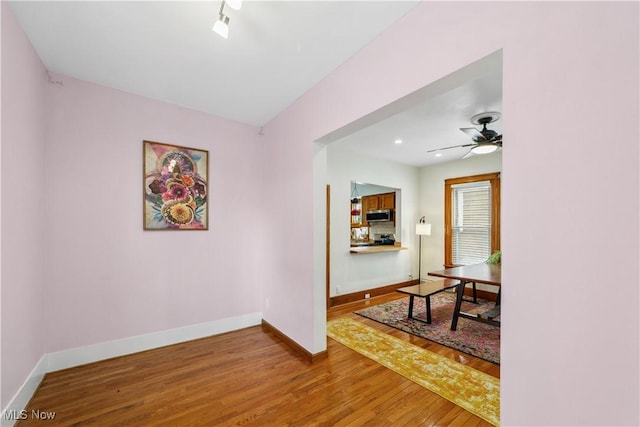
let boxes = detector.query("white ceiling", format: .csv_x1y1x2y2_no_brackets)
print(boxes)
9,1,419,126
323,50,503,167
333,70,503,167
9,1,502,168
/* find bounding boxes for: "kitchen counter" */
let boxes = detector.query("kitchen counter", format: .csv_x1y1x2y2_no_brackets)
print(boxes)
349,245,407,254
350,241,375,247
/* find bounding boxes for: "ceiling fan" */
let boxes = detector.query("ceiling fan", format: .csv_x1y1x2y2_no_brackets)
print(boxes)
427,112,502,158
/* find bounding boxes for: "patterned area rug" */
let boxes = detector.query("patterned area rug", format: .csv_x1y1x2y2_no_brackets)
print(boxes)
327,317,500,426
355,292,500,364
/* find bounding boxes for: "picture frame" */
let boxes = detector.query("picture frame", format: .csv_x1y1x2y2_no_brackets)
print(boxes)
143,140,209,230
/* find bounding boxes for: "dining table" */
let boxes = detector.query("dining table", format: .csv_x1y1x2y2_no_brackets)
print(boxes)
428,262,501,331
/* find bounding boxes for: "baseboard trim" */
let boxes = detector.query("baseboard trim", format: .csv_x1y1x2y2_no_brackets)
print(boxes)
1,312,262,427
1,355,48,427
330,280,499,307
329,279,419,307
45,311,262,372
261,320,327,364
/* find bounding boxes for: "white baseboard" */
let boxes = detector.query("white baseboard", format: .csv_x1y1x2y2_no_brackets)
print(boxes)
1,355,48,427
45,311,262,372
1,312,262,426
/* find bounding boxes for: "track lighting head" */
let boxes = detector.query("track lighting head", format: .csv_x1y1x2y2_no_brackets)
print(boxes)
213,13,229,39
225,0,242,10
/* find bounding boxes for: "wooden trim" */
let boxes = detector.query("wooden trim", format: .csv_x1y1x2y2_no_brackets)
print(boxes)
329,279,419,307
444,172,501,265
261,320,327,364
329,279,498,307
326,185,331,309
444,181,453,266
444,172,500,186
491,176,501,253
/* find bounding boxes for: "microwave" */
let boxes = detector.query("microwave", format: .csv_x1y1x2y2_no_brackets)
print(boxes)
366,209,393,222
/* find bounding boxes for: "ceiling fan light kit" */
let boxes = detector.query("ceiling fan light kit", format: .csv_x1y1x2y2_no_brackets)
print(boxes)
471,142,499,154
428,111,502,159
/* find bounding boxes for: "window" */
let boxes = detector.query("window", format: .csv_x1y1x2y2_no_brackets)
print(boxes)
444,173,500,267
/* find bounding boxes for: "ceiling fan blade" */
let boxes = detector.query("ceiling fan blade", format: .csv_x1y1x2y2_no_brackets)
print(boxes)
460,127,486,141
426,143,475,153
461,149,475,159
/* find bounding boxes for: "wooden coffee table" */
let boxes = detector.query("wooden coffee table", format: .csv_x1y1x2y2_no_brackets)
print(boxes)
396,279,458,324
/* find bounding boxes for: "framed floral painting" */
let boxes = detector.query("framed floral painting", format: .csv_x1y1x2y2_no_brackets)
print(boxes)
143,140,209,230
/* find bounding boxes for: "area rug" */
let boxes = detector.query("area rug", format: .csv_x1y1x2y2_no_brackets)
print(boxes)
355,293,500,364
327,317,500,426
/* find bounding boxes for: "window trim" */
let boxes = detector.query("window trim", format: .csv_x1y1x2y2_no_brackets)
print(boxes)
444,172,500,267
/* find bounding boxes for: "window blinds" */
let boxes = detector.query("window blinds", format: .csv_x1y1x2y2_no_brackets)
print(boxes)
451,181,491,265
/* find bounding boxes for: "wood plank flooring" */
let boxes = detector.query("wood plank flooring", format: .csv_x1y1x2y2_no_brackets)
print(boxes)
17,293,499,426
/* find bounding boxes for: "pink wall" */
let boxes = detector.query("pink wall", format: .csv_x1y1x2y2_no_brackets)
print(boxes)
263,2,639,425
43,75,265,352
2,2,267,407
1,3,48,409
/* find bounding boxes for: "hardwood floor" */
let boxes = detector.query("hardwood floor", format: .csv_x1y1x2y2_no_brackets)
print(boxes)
17,293,499,426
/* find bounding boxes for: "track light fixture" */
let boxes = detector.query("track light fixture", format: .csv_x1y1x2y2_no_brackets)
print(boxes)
225,0,242,10
213,0,242,39
212,14,229,39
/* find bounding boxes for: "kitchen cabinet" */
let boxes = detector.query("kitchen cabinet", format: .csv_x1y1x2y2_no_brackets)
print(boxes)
381,192,396,209
362,192,395,226
363,192,395,211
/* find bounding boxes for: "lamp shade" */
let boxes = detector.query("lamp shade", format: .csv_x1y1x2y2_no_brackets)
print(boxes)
416,223,431,236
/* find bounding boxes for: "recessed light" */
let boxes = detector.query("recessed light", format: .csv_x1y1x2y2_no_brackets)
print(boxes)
394,139,403,144
435,153,442,157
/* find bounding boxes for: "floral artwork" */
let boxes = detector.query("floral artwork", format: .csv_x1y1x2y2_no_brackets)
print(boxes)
143,141,208,230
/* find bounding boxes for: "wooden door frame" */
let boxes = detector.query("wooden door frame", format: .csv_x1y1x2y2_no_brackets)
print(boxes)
326,184,331,309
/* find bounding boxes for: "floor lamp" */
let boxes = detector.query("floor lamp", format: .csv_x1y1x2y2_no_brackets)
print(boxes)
415,216,432,283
